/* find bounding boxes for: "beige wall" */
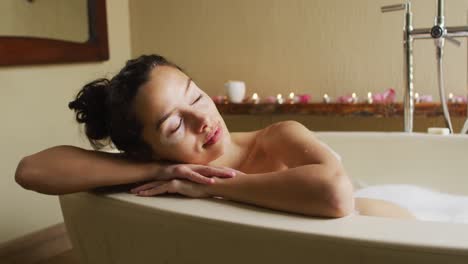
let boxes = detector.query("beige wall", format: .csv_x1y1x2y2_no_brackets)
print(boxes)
129,0,467,101
0,0,131,244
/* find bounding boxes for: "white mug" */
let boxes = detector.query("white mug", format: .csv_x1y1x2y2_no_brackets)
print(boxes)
224,80,246,103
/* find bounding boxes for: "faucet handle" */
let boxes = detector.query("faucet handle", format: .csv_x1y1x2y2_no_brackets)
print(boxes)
445,36,462,47
381,4,406,13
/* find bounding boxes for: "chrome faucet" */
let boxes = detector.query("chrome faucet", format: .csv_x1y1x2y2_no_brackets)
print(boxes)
382,0,468,133
462,10,468,134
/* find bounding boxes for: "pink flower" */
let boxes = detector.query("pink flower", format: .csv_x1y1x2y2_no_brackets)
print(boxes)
419,95,433,102
337,95,354,103
372,88,396,103
298,94,311,104
372,93,385,103
264,96,276,103
453,95,467,103
383,88,396,103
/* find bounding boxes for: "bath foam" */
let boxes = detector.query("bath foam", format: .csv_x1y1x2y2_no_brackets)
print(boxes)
354,184,468,224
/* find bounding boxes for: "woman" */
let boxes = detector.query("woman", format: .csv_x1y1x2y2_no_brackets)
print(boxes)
15,54,414,219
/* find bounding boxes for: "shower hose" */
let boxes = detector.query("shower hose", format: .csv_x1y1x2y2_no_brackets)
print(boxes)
436,38,454,133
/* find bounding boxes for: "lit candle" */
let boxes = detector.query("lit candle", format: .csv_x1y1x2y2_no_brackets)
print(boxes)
276,94,284,104
288,92,295,104
288,93,295,104
448,93,454,103
323,94,331,103
351,92,358,103
367,92,373,104
251,93,259,104
414,92,420,103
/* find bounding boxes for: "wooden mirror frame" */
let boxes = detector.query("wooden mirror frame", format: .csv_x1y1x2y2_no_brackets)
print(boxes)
0,0,109,66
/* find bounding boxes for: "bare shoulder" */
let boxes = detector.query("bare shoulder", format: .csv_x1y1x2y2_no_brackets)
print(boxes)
228,121,298,145
264,120,305,131
258,121,335,167
260,120,315,148
261,120,309,139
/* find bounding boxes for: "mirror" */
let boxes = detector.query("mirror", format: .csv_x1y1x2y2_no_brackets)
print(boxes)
0,0,108,66
1,0,89,43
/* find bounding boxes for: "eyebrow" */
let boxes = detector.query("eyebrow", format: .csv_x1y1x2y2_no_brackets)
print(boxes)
155,77,192,131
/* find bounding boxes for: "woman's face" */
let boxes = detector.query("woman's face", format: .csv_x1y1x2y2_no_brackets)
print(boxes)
133,66,228,164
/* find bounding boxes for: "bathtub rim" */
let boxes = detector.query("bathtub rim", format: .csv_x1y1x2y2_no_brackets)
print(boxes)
313,131,468,139
60,191,468,257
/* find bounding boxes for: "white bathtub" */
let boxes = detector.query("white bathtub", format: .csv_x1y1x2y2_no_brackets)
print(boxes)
59,132,468,263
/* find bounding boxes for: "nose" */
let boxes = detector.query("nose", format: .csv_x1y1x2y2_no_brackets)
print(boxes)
189,109,211,133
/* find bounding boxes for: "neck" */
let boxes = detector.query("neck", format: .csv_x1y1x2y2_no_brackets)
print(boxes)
208,132,248,170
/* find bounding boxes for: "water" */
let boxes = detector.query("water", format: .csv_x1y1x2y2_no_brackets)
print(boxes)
354,184,468,224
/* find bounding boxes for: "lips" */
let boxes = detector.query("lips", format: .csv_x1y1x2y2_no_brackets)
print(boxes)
202,126,223,148
204,126,219,145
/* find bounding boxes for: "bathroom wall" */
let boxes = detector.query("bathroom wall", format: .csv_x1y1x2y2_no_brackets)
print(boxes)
0,0,132,244
129,0,468,100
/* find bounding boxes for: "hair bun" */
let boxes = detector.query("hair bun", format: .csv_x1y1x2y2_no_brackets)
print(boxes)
68,78,111,145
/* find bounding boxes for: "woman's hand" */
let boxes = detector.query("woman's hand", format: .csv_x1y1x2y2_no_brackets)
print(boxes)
131,165,244,198
130,179,211,198
131,168,245,198
152,164,238,185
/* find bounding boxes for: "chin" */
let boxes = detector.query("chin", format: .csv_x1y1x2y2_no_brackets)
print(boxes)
193,145,224,165
209,144,225,163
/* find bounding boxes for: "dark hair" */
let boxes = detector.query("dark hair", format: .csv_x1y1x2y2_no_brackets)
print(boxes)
68,54,184,161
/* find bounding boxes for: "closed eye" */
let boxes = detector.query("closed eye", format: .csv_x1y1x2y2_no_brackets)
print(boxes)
171,95,203,134
172,117,183,133
191,94,203,105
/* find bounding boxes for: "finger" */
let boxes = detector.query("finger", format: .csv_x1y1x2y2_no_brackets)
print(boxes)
183,170,215,185
136,183,170,196
131,181,165,193
197,166,236,178
130,181,166,193
220,166,244,174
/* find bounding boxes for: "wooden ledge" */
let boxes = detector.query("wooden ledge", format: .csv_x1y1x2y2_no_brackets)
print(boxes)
216,102,467,117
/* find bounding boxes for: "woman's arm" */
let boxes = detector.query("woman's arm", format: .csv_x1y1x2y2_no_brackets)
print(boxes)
210,121,354,217
16,146,236,195
205,164,353,218
132,164,352,218
15,145,161,195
